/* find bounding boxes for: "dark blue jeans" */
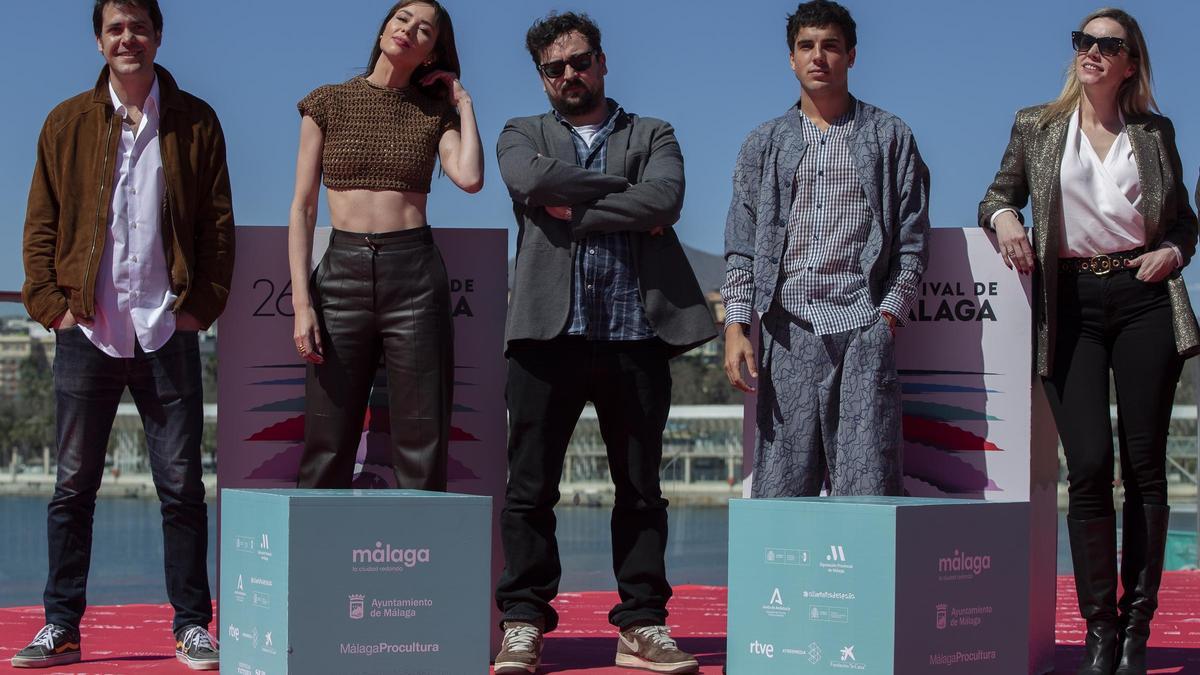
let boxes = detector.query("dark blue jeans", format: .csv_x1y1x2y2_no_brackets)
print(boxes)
45,327,210,633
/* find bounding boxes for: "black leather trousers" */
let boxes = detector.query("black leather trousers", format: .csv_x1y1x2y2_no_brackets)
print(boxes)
298,227,453,490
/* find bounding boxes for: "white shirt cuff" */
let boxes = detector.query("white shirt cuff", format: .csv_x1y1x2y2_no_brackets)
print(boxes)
989,208,1019,229
1159,241,1183,269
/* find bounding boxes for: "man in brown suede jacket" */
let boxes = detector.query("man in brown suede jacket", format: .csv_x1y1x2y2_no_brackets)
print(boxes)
12,0,232,670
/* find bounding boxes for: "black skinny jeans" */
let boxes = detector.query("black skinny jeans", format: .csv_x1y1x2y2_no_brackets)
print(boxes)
1042,270,1182,520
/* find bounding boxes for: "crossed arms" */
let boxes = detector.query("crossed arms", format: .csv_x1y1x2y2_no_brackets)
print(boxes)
496,118,685,237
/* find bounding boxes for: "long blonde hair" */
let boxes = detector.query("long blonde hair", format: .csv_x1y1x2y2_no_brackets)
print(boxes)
1039,8,1158,126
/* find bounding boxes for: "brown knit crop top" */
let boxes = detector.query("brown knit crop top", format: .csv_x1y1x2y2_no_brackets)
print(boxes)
297,76,458,193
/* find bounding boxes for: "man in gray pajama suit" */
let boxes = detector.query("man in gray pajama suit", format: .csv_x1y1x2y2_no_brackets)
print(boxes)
722,0,930,498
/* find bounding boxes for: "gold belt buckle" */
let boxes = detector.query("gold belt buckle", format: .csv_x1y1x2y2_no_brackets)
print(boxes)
1089,254,1115,276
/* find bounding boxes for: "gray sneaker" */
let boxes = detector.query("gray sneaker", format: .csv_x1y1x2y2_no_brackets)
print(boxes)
11,624,81,669
494,620,543,674
615,624,699,673
174,625,219,670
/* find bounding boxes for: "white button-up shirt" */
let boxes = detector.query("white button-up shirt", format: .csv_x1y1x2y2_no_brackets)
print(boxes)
80,77,177,357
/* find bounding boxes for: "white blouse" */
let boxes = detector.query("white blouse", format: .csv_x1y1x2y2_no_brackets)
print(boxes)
1058,107,1144,258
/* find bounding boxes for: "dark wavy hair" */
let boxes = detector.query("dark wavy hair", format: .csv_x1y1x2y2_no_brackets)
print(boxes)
367,0,461,99
786,0,856,51
524,11,602,66
93,0,163,37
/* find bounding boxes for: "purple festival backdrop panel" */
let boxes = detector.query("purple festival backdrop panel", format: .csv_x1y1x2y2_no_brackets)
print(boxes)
894,227,1042,501
218,226,506,495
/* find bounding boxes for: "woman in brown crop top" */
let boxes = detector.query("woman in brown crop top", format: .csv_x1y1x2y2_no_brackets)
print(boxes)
287,0,482,491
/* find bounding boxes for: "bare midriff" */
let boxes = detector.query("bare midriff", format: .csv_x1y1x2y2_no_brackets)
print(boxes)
327,188,430,233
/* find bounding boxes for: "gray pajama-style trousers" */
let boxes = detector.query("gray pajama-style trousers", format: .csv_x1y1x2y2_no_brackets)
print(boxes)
751,307,903,498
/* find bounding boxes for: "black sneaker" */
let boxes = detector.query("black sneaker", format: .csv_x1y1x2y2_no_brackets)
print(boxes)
175,625,219,670
10,624,81,668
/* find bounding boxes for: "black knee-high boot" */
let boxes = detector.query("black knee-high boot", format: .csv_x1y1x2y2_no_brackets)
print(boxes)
1114,504,1170,675
1068,515,1120,675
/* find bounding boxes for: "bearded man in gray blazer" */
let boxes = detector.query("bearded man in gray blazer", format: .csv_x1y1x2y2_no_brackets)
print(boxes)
723,0,930,499
491,11,713,675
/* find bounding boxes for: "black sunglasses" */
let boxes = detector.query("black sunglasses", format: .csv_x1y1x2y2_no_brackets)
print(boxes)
537,50,597,78
1071,31,1128,57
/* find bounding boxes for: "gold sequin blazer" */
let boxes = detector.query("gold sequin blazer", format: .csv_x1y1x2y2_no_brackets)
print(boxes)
979,104,1200,377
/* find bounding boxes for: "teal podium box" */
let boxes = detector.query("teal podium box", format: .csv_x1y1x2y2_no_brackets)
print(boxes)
727,497,1029,674
219,489,491,675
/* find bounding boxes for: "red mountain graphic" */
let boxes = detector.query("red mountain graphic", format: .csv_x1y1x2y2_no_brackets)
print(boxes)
902,416,1001,452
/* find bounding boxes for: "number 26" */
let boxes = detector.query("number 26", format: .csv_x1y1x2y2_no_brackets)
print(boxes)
252,279,294,317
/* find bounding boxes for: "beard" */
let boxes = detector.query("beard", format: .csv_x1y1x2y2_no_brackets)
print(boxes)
547,79,603,117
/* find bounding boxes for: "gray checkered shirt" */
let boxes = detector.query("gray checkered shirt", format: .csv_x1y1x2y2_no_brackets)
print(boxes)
557,105,654,340
774,109,876,334
721,101,926,336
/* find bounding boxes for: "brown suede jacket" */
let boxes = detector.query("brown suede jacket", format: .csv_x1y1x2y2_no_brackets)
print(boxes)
22,64,235,330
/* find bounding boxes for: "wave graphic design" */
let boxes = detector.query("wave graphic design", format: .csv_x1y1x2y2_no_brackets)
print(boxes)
901,383,999,395
242,362,485,480
903,416,1001,452
904,445,1001,494
903,401,999,422
244,442,481,482
900,369,1005,495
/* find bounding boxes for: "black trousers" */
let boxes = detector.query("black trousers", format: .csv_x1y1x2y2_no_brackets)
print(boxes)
1042,270,1182,520
298,227,453,490
496,337,673,632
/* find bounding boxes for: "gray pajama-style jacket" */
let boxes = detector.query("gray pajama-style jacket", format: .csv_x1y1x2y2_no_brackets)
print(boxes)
723,99,931,497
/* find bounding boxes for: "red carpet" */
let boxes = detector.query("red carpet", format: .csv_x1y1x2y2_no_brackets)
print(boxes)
0,575,1197,673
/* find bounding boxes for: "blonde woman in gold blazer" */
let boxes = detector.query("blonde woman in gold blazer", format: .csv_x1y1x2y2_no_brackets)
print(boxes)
979,9,1198,675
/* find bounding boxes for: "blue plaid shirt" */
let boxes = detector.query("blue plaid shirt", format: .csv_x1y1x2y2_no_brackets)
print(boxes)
557,104,654,340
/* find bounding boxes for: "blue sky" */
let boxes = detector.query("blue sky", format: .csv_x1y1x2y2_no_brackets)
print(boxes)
3,0,1199,298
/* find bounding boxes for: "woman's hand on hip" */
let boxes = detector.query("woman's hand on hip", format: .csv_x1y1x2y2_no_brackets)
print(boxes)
1129,248,1179,283
994,212,1034,275
293,307,324,364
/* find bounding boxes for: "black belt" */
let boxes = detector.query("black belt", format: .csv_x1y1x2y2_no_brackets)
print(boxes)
1059,248,1144,276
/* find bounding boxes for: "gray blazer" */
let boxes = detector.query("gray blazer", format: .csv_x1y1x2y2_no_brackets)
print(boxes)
724,99,930,321
978,105,1200,376
497,105,716,356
